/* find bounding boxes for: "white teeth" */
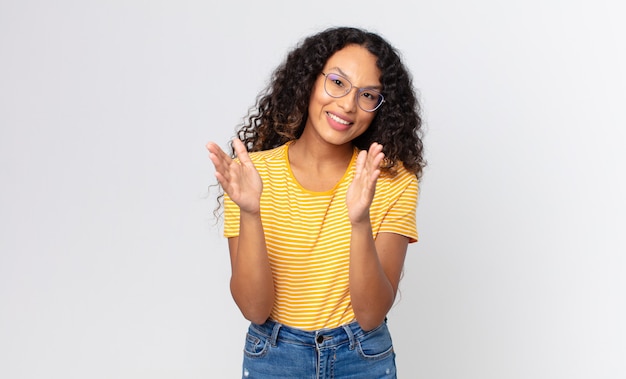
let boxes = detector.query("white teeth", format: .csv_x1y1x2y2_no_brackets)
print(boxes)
327,112,350,125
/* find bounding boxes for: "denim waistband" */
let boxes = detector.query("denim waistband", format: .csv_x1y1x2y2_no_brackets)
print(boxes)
249,319,371,350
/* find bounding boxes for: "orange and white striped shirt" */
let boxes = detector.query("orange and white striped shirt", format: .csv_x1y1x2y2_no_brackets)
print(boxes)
224,142,418,331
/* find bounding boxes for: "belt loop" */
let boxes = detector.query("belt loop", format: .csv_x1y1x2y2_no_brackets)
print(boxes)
270,321,282,347
342,324,356,350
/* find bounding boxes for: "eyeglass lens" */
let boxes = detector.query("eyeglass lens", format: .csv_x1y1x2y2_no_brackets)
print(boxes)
324,73,384,112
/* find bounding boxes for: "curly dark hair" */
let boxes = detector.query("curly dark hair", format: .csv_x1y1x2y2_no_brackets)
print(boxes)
232,26,426,179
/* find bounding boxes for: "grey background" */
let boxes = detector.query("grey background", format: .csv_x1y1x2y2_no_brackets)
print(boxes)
1,0,624,378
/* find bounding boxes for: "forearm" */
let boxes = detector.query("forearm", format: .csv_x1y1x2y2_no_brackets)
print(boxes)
230,210,275,324
349,221,396,331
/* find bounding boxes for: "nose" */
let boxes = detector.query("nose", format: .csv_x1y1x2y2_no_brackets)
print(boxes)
336,88,358,112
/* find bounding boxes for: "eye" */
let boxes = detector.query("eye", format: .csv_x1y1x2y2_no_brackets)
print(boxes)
361,90,381,102
327,73,347,88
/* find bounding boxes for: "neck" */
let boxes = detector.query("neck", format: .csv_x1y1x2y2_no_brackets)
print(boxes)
287,139,355,192
289,139,354,169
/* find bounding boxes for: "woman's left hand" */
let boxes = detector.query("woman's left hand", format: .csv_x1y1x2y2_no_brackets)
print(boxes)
346,142,385,224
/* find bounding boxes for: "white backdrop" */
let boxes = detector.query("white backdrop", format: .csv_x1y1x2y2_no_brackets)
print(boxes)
1,0,624,378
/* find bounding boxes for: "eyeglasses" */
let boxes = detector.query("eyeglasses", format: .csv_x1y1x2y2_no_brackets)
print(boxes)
321,72,385,112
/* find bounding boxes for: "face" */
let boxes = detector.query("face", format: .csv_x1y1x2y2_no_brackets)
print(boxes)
303,44,381,147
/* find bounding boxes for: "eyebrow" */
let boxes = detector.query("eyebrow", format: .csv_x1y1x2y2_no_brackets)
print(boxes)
325,66,382,90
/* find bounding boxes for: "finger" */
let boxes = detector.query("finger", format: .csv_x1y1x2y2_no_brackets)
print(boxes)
206,142,231,165
207,144,235,183
365,143,384,181
354,150,367,177
209,153,230,181
370,151,384,169
206,141,225,156
205,141,216,152
231,138,253,165
207,147,230,172
367,142,384,161
368,142,382,153
362,144,382,169
213,171,229,189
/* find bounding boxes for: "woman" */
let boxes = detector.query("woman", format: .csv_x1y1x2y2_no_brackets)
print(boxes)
207,26,425,378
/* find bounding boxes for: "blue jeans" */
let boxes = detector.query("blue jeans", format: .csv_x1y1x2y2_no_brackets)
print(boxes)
241,319,397,378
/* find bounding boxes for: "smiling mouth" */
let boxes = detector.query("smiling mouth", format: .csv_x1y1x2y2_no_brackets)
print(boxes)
327,112,352,125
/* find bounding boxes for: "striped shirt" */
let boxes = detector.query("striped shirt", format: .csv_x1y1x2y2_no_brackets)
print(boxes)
224,142,418,331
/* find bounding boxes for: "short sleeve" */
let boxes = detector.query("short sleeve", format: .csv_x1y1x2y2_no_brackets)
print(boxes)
377,172,419,243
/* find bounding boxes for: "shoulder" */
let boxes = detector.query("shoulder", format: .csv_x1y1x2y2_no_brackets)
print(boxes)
379,162,418,188
248,144,288,163
374,162,419,203
246,144,289,176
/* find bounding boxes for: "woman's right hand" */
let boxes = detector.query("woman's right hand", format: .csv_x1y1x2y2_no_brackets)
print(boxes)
206,138,262,214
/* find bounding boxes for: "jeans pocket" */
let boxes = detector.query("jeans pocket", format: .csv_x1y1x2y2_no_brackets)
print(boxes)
243,332,270,358
356,323,395,360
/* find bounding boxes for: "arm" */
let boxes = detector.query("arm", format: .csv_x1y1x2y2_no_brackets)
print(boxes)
207,139,274,324
346,143,409,330
228,227,274,324
349,229,408,331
